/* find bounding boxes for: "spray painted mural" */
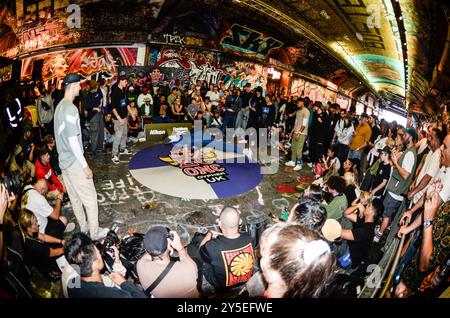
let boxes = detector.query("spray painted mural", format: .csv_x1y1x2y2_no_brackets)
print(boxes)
290,77,337,104
220,24,284,59
145,46,268,93
21,47,139,87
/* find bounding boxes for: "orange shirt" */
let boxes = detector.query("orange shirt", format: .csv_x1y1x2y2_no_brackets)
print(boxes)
350,123,372,150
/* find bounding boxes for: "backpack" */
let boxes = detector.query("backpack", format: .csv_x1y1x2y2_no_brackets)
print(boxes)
241,214,268,250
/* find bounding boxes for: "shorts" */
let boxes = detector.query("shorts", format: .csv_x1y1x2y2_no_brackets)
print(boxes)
382,192,403,218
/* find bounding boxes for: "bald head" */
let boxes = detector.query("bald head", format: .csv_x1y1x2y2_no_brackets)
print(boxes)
34,179,48,194
219,207,241,231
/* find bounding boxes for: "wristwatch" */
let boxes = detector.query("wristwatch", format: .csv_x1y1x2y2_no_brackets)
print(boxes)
423,219,433,229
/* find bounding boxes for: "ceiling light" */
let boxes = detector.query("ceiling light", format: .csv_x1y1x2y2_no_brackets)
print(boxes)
399,16,403,20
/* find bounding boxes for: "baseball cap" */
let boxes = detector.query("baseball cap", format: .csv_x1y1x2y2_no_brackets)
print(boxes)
23,123,32,133
142,87,148,93
143,226,170,255
405,127,418,142
321,219,342,242
62,73,81,86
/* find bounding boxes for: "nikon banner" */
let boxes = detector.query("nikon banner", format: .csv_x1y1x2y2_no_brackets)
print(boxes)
145,123,192,142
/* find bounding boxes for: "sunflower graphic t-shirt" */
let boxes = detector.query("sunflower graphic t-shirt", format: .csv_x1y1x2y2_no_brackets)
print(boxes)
200,234,255,288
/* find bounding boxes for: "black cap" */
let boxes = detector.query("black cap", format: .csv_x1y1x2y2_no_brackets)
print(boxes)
143,226,170,255
62,73,81,86
405,127,418,142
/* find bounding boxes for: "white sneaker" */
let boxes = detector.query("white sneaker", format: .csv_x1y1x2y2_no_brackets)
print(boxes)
91,227,110,241
111,155,120,164
80,225,89,234
285,161,295,167
119,148,132,155
293,164,302,171
138,137,146,142
64,222,76,233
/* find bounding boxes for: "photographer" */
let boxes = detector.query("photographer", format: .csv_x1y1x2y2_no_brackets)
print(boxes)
65,232,146,298
136,226,199,298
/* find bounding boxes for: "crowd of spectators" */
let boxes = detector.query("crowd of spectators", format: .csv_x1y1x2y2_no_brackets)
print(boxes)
0,70,449,298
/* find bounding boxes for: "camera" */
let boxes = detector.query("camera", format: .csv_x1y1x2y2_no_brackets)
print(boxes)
103,229,120,257
0,171,21,195
166,227,174,241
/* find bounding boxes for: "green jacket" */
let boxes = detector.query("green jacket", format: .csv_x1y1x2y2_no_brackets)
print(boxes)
324,194,348,221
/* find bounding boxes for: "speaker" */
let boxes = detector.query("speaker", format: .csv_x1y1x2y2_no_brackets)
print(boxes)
32,59,44,80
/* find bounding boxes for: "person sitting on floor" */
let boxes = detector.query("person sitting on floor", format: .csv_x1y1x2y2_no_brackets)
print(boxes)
19,209,64,279
35,145,65,200
187,207,255,295
323,176,348,222
259,223,336,298
340,198,381,270
21,179,71,240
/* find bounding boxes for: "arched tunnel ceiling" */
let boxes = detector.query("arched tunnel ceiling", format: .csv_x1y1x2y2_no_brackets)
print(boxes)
229,0,406,97
0,0,447,108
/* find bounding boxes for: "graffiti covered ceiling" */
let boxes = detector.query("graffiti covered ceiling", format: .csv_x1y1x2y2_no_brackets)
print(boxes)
0,0,447,107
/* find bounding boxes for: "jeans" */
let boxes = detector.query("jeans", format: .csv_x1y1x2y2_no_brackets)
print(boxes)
89,112,104,153
112,118,128,156
222,111,236,133
348,148,363,160
235,108,249,130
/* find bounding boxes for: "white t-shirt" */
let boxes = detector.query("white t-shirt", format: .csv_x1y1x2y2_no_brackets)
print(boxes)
417,138,428,155
206,91,220,106
413,149,441,203
23,185,53,232
389,151,415,201
335,120,354,145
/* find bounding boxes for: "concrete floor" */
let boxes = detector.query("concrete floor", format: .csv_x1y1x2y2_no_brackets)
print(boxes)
63,139,314,245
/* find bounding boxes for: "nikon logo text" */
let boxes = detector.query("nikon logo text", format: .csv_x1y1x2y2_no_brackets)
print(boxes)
149,130,166,135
